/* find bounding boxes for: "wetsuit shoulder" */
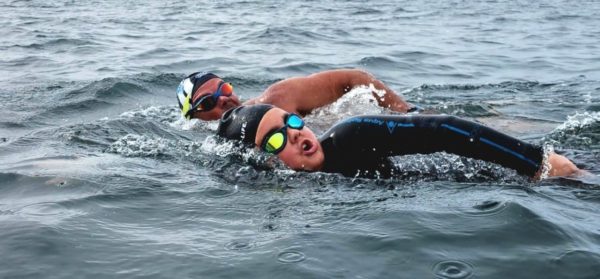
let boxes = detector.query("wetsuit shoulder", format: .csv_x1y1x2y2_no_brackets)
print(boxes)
319,117,395,178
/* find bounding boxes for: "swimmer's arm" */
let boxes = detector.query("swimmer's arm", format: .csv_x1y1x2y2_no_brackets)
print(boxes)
545,153,581,177
256,69,414,115
339,115,582,179
345,69,413,113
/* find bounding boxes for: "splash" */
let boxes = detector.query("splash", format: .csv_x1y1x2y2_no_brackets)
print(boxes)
552,111,600,133
107,134,171,157
201,136,274,166
538,144,555,180
171,117,219,132
390,153,528,183
201,136,243,158
308,85,387,130
119,105,180,124
546,111,600,148
107,134,202,158
118,105,220,132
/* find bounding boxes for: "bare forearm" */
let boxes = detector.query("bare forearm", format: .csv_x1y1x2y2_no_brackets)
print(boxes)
256,69,414,115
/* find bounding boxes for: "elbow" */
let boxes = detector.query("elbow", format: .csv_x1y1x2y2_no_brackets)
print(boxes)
352,69,375,82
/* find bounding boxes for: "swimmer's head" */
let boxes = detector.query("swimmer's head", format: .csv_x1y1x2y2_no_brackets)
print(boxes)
176,72,241,120
217,104,274,145
217,105,324,171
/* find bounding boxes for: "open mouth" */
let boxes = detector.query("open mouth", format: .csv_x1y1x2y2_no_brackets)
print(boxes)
301,139,317,155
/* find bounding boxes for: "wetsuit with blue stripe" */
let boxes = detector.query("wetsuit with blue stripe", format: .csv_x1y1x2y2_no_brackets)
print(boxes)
318,115,544,178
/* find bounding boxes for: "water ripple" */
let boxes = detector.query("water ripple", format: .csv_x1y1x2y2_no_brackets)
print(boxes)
277,250,306,263
462,200,509,217
432,260,473,279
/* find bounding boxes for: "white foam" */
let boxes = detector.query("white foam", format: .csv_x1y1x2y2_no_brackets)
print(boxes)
553,111,600,133
309,85,386,123
170,113,219,132
107,134,171,157
120,105,176,120
201,136,239,157
538,144,555,180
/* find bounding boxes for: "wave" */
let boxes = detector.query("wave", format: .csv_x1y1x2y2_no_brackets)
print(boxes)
152,57,246,73
401,78,596,118
264,62,331,75
349,8,384,16
61,72,179,100
3,72,180,124
107,134,190,158
12,38,98,50
406,80,550,93
358,56,407,69
249,26,336,42
1,105,194,158
427,102,502,117
546,111,600,149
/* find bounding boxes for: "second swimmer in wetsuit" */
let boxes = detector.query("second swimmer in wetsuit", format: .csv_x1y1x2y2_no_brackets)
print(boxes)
216,104,581,180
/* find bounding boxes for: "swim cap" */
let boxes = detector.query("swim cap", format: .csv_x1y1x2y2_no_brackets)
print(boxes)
176,72,220,118
217,104,275,145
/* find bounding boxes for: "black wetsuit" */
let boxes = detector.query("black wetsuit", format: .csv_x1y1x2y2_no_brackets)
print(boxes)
318,115,544,178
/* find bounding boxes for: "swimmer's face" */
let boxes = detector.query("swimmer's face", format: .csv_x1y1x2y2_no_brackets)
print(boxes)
191,78,241,120
255,108,324,171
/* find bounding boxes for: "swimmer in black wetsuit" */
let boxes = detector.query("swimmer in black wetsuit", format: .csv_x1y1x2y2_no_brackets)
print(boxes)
216,104,582,180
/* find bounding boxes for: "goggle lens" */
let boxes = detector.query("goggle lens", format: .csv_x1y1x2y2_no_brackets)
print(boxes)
190,82,233,114
261,113,305,154
197,95,217,111
220,83,233,95
287,114,303,129
265,132,285,153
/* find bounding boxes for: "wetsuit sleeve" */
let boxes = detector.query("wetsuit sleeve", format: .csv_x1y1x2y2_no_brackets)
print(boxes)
319,115,544,177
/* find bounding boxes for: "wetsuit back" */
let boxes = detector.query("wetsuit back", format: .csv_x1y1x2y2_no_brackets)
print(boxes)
318,115,544,178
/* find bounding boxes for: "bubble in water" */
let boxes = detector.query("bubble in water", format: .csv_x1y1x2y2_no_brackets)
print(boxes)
224,240,253,251
462,200,508,217
432,260,473,279
202,185,239,198
277,250,306,263
19,202,68,217
552,249,600,277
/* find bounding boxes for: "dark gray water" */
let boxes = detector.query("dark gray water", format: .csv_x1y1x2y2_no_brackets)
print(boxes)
1,0,600,278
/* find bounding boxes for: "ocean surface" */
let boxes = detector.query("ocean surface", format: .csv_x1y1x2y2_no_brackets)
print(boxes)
1,0,599,278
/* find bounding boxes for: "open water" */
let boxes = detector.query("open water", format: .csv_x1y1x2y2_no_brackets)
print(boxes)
1,0,600,278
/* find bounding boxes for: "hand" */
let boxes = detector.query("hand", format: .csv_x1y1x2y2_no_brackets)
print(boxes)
547,152,581,177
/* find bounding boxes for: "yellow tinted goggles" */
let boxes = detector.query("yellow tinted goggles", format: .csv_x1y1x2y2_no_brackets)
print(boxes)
260,114,304,154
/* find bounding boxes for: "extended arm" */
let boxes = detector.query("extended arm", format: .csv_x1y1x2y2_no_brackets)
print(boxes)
245,69,413,116
320,115,580,179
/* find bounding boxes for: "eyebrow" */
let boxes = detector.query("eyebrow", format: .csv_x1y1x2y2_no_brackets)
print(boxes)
264,114,289,135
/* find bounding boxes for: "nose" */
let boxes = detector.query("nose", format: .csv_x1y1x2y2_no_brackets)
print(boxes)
217,95,229,106
287,128,301,144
